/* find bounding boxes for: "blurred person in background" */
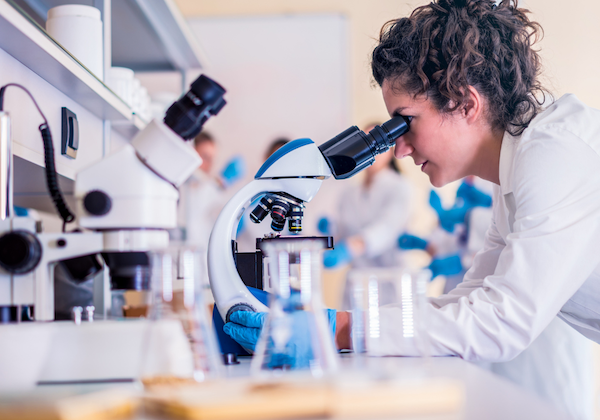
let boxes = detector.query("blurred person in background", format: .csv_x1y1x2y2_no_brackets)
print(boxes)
321,123,414,270
177,131,246,303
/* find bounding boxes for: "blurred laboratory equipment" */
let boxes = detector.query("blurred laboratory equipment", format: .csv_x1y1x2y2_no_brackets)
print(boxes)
46,5,103,79
0,73,225,322
250,238,338,377
140,246,221,383
209,116,410,326
348,268,430,358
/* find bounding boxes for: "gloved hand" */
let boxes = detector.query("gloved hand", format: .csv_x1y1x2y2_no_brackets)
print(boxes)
220,155,246,187
317,217,332,235
398,233,428,250
323,242,352,268
456,181,492,208
429,190,468,233
428,254,463,278
224,309,337,368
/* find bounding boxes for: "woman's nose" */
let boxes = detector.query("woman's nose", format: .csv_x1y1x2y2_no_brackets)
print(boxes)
395,137,414,159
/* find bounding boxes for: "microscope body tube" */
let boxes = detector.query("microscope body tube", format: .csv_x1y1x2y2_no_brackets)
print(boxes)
208,177,325,322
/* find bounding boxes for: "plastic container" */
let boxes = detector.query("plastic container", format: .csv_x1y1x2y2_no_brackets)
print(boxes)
46,5,103,79
106,67,135,107
348,268,430,357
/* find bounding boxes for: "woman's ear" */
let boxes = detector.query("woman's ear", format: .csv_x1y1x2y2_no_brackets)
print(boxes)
463,86,483,124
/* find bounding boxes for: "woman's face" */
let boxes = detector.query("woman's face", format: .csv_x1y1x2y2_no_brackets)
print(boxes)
382,80,483,187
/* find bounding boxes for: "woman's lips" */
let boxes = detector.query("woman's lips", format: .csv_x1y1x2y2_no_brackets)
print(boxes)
420,161,428,172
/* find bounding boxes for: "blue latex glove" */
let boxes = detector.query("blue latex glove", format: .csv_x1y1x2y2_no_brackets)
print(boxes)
398,233,428,250
224,309,337,368
438,206,468,233
14,206,28,217
220,155,246,186
317,217,332,235
223,311,267,351
323,242,352,268
429,190,468,233
456,181,492,208
428,254,463,278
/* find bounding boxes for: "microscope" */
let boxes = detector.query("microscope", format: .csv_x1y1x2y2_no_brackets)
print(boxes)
208,116,410,327
0,74,226,322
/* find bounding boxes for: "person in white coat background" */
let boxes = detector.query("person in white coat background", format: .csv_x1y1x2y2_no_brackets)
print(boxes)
321,123,414,270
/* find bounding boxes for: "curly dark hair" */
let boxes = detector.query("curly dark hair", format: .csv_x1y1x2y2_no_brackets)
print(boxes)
372,0,546,136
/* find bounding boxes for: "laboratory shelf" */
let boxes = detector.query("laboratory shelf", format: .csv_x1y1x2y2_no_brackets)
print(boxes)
10,0,208,72
112,113,149,140
0,0,132,122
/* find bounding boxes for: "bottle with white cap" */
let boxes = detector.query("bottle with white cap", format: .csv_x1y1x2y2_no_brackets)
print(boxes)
46,5,104,80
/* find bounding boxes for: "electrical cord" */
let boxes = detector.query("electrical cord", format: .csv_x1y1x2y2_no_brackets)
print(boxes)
0,83,76,231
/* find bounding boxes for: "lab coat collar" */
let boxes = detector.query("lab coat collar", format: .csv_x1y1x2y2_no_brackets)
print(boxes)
498,131,518,195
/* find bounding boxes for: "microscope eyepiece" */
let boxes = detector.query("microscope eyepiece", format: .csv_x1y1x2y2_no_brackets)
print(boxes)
318,115,410,179
164,75,227,140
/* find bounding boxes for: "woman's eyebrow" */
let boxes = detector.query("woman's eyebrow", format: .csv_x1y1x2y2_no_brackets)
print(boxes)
392,107,408,116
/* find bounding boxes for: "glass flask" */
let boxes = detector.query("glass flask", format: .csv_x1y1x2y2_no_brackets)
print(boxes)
251,238,338,378
348,268,430,358
140,246,222,383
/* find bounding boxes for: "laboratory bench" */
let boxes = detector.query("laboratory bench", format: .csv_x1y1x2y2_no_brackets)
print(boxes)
3,354,572,420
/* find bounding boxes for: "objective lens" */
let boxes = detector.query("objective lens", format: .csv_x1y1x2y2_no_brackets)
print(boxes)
250,196,274,223
270,200,290,232
287,204,304,233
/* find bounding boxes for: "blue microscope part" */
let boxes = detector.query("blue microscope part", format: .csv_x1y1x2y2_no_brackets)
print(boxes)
254,138,314,179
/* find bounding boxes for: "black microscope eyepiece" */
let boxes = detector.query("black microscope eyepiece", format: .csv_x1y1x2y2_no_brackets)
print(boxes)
318,115,410,179
164,75,227,141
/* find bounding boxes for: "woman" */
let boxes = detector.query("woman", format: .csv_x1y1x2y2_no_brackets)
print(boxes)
339,0,600,362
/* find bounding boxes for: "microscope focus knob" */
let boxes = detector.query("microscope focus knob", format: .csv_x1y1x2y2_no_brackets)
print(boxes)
83,190,112,216
0,230,42,274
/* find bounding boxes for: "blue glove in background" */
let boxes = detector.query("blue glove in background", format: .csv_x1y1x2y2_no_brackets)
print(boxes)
323,242,352,268
438,206,468,233
456,181,492,208
220,155,246,186
317,217,332,235
428,254,463,278
429,190,468,233
14,206,28,217
398,233,428,250
223,308,337,355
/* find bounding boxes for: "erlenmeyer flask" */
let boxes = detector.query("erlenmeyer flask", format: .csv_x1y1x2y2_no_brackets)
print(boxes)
140,246,222,384
251,238,338,378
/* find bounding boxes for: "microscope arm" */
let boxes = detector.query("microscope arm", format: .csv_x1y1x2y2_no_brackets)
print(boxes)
208,177,325,322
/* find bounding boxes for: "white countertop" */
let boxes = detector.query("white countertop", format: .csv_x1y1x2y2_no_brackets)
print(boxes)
16,353,571,420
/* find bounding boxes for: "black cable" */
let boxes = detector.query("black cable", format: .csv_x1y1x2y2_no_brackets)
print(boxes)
0,83,76,230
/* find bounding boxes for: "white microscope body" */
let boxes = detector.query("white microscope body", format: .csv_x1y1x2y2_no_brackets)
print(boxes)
208,139,332,321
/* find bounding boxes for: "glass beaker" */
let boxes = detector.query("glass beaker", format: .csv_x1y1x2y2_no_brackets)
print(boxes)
251,238,338,378
348,268,430,359
140,246,222,384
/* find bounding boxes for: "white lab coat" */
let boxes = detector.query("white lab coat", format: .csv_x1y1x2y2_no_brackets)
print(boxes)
466,195,593,420
375,94,600,362
178,170,224,248
337,168,413,268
